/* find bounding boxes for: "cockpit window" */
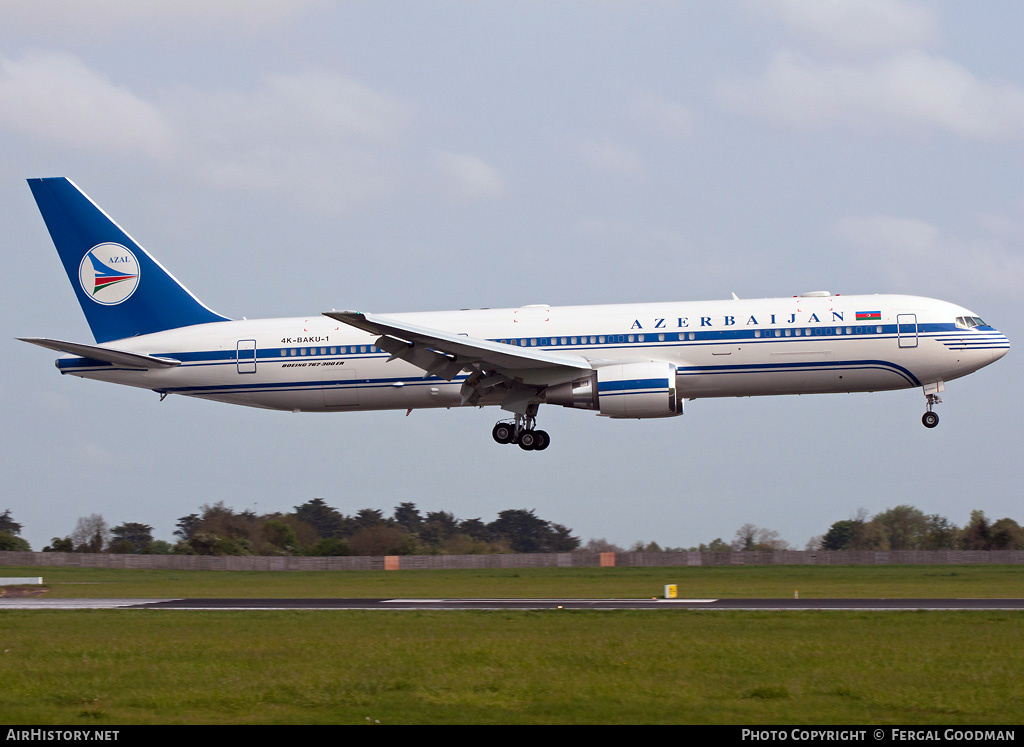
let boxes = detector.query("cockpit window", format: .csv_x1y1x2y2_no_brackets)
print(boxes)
956,316,988,329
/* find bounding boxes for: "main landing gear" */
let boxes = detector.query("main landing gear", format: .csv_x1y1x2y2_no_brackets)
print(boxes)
492,411,550,451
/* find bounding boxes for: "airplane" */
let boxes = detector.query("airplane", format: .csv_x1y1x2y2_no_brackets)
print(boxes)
20,177,1010,451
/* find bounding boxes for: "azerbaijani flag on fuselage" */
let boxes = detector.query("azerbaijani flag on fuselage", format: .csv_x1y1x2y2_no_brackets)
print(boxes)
856,311,881,322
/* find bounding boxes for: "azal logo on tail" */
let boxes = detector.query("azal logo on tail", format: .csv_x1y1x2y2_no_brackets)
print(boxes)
78,243,140,305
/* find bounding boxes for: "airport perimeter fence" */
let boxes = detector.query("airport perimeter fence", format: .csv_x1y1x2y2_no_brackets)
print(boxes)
2,549,1023,571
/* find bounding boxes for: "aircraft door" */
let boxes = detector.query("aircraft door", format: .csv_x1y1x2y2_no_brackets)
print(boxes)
897,314,918,348
236,339,257,373
323,369,358,407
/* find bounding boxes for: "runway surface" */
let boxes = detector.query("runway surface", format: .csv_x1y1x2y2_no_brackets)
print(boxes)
2,597,1023,610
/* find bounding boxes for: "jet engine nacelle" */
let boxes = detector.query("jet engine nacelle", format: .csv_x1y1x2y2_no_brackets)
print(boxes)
545,361,682,418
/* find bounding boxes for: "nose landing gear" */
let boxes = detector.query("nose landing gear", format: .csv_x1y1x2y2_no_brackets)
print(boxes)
922,382,944,428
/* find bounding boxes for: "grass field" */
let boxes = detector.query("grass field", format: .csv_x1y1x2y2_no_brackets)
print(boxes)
1,562,1022,599
1,564,1022,725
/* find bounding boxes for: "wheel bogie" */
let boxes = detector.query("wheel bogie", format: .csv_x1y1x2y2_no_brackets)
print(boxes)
493,416,550,451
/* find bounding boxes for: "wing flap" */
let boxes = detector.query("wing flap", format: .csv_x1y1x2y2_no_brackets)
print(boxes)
18,337,182,369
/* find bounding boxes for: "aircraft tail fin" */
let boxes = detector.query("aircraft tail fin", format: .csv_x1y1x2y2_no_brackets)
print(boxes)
27,177,229,343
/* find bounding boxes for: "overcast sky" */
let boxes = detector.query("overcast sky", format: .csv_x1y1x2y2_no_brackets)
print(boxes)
2,0,1021,553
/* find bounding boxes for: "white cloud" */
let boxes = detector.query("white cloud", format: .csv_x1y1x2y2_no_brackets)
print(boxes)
573,216,686,248
835,214,1024,297
718,49,1024,140
170,69,413,210
0,50,512,213
259,71,411,145
433,152,505,200
170,68,412,156
0,0,320,37
751,0,940,54
835,215,939,262
577,139,644,177
629,93,694,138
0,52,175,156
973,212,1024,245
0,51,418,213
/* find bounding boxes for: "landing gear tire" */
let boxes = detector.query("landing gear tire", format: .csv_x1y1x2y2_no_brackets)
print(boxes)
922,411,939,429
533,430,550,451
492,422,515,444
518,430,538,451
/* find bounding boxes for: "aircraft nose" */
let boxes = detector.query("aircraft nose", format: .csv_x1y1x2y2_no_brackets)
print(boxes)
990,331,1010,362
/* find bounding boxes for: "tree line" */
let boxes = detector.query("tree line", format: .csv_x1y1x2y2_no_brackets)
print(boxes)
675,506,1022,553
1,503,1021,557
581,505,1024,554
0,502,580,556
814,506,1023,551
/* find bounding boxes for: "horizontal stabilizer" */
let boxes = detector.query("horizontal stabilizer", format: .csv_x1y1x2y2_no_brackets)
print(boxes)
18,337,181,369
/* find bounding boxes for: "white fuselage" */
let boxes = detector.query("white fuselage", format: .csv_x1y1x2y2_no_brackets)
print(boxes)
56,293,1009,415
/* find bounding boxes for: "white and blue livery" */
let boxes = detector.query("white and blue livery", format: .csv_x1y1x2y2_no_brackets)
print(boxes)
20,178,1010,451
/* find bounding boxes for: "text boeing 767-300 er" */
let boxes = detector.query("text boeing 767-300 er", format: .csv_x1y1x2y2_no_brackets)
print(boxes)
20,178,1010,451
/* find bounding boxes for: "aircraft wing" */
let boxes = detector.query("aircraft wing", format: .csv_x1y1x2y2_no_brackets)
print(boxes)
323,311,593,411
18,337,182,369
326,311,591,372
